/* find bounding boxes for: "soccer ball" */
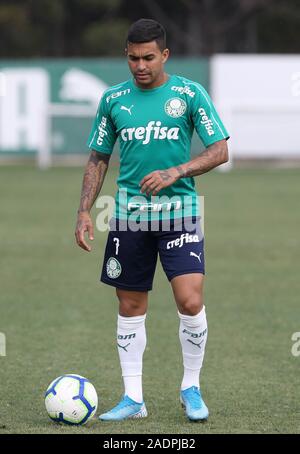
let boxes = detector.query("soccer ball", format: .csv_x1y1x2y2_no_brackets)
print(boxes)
45,374,98,425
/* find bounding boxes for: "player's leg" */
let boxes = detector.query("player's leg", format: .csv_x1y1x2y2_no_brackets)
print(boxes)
118,288,148,316
158,217,209,420
99,224,157,421
116,289,148,404
100,289,148,421
171,273,207,387
171,273,209,421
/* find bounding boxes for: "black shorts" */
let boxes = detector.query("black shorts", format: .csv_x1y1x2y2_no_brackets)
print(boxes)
100,217,205,292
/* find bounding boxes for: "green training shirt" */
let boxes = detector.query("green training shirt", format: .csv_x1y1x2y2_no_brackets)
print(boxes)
87,74,229,221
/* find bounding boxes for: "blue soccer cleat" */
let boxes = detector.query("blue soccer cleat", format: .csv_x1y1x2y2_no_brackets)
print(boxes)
180,386,209,421
99,395,147,421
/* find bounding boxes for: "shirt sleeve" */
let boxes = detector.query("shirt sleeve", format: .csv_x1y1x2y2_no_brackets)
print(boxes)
86,94,117,154
190,83,230,147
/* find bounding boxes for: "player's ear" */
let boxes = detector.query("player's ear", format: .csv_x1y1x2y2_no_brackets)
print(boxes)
162,48,169,64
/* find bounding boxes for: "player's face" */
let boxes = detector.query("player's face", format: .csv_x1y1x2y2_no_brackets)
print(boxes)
126,41,169,89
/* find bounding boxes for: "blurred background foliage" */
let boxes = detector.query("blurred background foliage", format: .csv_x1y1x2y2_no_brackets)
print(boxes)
0,0,299,57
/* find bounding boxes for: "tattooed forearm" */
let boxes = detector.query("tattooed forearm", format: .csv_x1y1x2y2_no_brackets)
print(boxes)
175,140,228,178
176,166,186,178
159,170,172,181
183,166,194,177
78,151,110,213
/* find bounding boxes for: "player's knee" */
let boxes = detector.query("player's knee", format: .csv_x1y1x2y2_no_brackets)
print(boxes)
178,295,203,316
121,298,141,311
117,291,147,316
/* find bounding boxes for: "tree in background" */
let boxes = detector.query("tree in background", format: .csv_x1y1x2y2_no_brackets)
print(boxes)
0,0,299,57
0,0,129,57
133,0,300,54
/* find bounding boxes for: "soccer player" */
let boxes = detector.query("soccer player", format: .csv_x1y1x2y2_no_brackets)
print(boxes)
75,19,229,422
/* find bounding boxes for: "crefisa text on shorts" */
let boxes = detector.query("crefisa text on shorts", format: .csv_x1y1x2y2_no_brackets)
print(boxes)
102,437,196,451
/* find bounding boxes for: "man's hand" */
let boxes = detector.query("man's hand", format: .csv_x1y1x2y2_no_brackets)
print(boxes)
75,211,94,252
139,168,179,196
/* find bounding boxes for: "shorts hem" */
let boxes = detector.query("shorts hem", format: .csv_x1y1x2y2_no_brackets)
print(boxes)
167,269,205,281
100,277,152,292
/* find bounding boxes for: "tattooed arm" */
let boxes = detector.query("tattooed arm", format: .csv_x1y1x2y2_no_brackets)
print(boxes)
140,140,228,196
173,139,228,179
75,150,110,252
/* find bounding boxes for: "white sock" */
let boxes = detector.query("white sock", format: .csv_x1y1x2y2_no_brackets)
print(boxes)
117,314,146,403
178,307,208,391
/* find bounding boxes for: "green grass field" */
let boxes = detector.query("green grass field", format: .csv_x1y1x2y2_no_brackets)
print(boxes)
0,165,299,434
